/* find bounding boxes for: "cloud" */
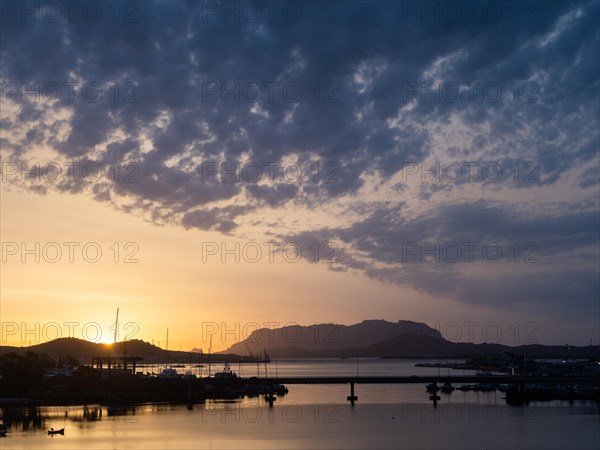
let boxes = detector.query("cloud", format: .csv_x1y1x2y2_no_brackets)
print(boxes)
283,201,599,313
1,0,598,315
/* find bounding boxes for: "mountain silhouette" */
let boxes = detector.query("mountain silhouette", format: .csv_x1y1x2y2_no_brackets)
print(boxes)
2,321,599,362
0,337,235,364
217,320,600,359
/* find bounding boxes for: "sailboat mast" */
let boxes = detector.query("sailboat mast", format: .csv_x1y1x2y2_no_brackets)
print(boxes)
264,349,268,378
208,334,212,376
166,328,169,369
114,308,119,344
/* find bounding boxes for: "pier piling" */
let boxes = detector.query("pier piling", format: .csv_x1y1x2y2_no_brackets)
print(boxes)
347,382,358,406
429,381,440,408
265,392,276,407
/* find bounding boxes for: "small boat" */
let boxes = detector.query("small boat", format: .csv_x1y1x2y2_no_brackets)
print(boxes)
474,383,495,392
425,383,438,393
265,383,289,395
214,363,238,380
440,382,455,393
157,368,179,378
48,428,64,435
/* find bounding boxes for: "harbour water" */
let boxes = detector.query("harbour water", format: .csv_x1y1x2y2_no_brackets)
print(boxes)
1,359,598,449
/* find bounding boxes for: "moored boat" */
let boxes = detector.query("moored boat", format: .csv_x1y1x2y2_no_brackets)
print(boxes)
440,382,455,393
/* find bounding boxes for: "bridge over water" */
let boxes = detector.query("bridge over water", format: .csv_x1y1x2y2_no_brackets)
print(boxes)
253,375,600,406
4,374,596,407
257,375,600,384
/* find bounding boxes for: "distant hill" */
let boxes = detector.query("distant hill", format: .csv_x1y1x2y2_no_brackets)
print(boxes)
356,334,600,359
217,320,600,360
218,320,442,356
0,337,237,364
11,337,102,361
3,321,599,363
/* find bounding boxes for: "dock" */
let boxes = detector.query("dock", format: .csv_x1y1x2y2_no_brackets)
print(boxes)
1,375,597,407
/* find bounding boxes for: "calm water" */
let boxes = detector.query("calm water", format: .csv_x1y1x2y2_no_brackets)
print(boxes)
1,359,598,449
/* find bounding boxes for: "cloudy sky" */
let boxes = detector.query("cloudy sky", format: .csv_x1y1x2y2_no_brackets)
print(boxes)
1,0,598,351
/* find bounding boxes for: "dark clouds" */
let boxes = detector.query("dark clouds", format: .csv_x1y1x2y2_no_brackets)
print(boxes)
282,201,599,313
1,0,598,315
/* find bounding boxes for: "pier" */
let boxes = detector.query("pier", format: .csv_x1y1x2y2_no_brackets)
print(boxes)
1,374,597,407
252,375,600,406
252,375,600,384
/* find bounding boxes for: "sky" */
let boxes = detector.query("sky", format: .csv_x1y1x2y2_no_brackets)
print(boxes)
0,0,599,352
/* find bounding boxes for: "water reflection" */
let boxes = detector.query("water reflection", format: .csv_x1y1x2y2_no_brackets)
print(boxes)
1,400,598,450
0,404,140,431
1,406,46,432
0,359,598,449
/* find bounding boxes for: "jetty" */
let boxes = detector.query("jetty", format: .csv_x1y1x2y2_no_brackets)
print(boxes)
1,373,597,407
